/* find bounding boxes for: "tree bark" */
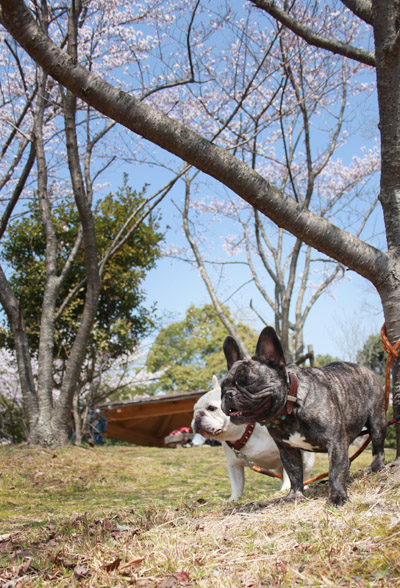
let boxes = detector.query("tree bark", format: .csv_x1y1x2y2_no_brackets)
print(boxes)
51,2,101,440
72,391,82,446
0,265,38,433
33,63,61,446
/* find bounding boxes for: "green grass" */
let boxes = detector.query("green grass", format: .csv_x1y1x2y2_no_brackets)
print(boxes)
0,444,399,587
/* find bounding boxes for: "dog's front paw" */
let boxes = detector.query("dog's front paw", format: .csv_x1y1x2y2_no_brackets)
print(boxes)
227,495,239,502
328,492,348,507
280,490,305,504
368,453,385,473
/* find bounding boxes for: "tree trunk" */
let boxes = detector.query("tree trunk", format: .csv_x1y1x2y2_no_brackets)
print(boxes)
372,2,400,456
72,392,82,446
27,413,70,446
392,361,400,458
378,279,400,458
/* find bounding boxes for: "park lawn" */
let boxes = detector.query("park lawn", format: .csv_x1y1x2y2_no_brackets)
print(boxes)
0,443,399,587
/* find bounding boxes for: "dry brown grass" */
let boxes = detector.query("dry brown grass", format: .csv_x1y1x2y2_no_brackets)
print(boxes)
0,443,399,587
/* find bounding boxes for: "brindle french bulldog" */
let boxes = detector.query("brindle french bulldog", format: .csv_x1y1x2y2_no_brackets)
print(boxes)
220,326,387,506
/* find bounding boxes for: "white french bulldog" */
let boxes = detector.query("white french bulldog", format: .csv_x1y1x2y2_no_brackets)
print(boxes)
191,376,315,501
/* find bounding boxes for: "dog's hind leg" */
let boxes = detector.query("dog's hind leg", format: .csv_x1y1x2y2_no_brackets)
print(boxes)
279,466,290,492
327,433,350,506
302,451,315,488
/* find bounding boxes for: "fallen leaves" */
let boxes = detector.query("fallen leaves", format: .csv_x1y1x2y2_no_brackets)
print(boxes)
0,555,34,586
158,570,191,587
0,445,399,587
73,563,90,580
102,556,122,571
119,556,146,570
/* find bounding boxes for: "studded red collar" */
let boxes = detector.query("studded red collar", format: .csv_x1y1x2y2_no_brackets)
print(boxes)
226,422,256,452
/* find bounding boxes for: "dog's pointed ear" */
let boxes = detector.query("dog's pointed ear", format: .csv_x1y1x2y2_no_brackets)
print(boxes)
223,336,243,370
255,327,286,366
212,374,219,388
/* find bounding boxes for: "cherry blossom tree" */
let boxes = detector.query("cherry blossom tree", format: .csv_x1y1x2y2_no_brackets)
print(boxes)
174,21,379,360
0,349,29,442
2,0,400,455
0,1,178,446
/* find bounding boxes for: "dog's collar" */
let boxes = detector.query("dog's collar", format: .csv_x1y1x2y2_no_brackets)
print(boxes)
264,371,298,429
286,371,298,414
226,422,256,452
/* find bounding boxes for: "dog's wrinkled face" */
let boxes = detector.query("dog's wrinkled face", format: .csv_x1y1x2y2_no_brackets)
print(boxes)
191,387,230,438
221,359,287,423
221,327,288,424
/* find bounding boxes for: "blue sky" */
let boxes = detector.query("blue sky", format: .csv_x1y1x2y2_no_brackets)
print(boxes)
129,166,385,363
143,221,383,362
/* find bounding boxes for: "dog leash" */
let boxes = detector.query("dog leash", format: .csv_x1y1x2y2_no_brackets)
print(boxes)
240,452,284,480
381,323,400,412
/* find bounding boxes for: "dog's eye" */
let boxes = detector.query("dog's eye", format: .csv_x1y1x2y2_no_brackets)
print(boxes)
235,366,250,386
207,405,217,412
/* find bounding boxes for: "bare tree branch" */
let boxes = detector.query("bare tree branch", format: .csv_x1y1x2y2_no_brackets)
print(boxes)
249,0,376,67
0,139,36,239
0,138,31,192
182,172,250,358
56,1,101,417
245,220,277,312
0,85,37,159
55,170,185,321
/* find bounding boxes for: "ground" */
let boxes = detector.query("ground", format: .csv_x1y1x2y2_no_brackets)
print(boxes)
0,444,399,587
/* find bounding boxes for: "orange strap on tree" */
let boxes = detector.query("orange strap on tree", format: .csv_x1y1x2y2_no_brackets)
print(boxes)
380,322,400,411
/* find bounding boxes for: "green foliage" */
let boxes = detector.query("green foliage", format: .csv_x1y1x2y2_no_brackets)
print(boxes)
0,178,163,361
143,304,258,394
356,334,387,381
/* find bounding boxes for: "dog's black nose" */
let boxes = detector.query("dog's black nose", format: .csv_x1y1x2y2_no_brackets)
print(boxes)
225,388,236,400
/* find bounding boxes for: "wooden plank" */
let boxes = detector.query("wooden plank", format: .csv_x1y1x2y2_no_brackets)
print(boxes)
105,423,162,446
103,396,203,422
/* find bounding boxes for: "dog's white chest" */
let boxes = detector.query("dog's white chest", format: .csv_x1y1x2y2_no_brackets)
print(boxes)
283,432,316,451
